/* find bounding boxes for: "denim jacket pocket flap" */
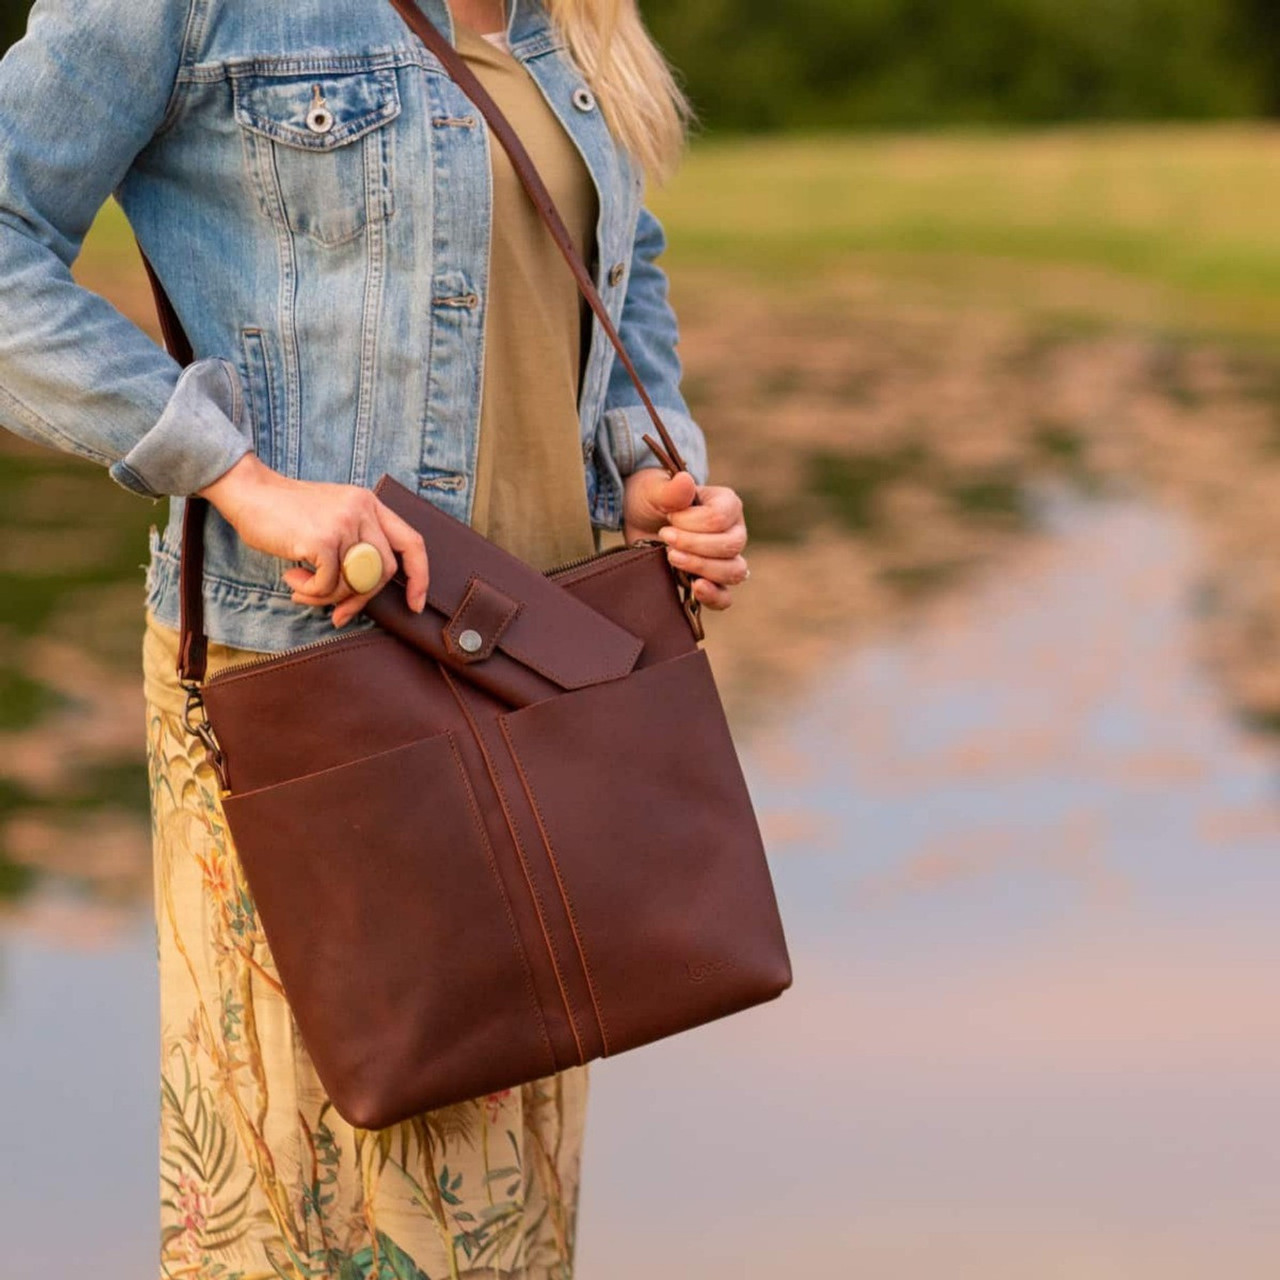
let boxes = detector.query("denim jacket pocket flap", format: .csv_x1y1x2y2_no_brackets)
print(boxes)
233,66,401,152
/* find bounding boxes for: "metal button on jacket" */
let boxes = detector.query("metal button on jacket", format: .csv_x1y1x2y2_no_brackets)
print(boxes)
607,261,626,287
306,84,334,134
458,628,484,654
572,86,596,112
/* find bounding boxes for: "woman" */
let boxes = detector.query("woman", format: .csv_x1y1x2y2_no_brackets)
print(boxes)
0,0,749,1274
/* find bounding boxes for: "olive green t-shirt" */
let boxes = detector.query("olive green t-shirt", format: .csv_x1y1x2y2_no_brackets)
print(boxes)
456,23,600,572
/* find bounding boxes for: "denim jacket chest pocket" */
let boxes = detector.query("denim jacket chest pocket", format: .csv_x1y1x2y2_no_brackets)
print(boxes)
231,61,401,248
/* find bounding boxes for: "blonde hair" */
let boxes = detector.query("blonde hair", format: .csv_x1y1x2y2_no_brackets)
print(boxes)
545,0,695,187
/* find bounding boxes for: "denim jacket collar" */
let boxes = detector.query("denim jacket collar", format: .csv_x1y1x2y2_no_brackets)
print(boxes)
411,0,550,53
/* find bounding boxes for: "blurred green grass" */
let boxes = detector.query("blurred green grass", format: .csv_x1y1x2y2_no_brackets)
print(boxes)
652,125,1280,339
84,124,1280,340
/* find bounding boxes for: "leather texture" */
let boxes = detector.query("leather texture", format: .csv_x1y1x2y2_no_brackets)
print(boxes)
150,1,792,1130
205,508,792,1128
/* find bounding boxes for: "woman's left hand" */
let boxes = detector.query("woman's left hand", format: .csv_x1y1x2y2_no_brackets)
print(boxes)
622,469,749,611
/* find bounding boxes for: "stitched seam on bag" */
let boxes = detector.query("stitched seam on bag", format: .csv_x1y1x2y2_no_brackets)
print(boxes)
442,670,585,1065
497,634,640,690
444,729,555,1069
440,667,586,1067
218,732,445,798
499,719,613,1059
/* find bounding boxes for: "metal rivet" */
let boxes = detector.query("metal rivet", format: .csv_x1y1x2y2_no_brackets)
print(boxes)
607,261,626,287
458,628,483,654
572,86,596,112
306,84,334,134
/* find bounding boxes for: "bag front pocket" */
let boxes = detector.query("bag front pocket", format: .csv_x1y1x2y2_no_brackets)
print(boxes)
221,730,555,1128
232,61,400,247
497,650,792,1056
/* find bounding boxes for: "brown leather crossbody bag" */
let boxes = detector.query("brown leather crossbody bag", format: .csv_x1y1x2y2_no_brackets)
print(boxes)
142,0,791,1130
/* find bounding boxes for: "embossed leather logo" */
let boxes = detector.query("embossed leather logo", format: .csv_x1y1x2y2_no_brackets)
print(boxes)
686,958,736,984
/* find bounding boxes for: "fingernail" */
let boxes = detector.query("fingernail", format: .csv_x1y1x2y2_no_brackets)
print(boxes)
668,549,689,566
413,593,426,614
658,527,677,544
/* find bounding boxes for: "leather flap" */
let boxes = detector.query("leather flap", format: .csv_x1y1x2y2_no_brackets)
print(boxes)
367,475,643,690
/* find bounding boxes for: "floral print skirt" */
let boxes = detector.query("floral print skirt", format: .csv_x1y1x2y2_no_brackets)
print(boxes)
141,609,588,1280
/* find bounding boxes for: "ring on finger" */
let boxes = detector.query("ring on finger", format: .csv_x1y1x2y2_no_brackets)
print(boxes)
340,541,383,594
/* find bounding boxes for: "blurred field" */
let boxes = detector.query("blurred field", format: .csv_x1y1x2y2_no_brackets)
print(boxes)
656,124,1280,339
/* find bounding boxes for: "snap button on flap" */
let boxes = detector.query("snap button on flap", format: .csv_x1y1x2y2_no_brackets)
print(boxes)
607,261,626,287
572,86,596,112
444,576,522,664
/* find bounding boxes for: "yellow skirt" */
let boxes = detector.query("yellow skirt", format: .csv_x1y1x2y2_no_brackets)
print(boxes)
141,608,588,1280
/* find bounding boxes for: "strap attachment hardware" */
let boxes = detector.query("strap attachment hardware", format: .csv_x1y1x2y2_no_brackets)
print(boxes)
183,681,230,794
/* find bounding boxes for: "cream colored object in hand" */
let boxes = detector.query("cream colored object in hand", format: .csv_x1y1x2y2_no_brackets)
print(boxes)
341,542,384,595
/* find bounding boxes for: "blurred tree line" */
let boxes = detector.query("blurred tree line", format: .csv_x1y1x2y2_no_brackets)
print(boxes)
3,0,1280,129
641,0,1280,128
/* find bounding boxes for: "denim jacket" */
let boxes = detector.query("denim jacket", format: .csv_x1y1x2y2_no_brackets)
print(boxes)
0,0,708,654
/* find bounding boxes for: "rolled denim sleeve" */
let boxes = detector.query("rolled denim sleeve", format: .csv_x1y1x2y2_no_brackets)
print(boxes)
0,0,251,499
590,204,709,529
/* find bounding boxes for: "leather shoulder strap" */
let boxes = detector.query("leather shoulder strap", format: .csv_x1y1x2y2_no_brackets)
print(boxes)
140,250,210,683
153,2,685,682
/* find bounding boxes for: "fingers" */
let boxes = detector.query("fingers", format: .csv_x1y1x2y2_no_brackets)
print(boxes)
282,491,386,618
622,468,698,541
658,523,747,561
330,504,431,628
657,483,750,613
327,527,387,628
287,542,342,603
664,484,743,533
652,469,699,514
279,487,429,627
691,577,733,611
665,546,750,588
376,503,430,613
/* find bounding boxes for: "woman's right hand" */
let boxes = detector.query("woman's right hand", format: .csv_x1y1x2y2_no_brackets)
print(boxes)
196,454,430,628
